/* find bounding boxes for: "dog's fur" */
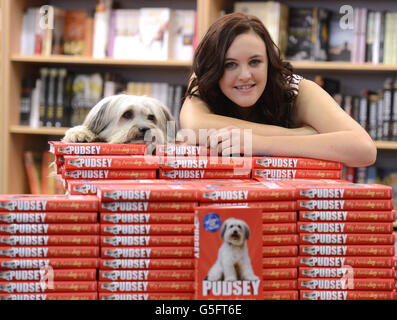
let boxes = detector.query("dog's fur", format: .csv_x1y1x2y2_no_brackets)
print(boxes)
206,218,258,282
62,94,176,151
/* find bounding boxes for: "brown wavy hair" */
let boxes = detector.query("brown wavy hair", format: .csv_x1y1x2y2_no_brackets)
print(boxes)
185,12,299,127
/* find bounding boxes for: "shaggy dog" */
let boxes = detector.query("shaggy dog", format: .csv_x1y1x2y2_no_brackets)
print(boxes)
62,94,176,153
206,218,258,281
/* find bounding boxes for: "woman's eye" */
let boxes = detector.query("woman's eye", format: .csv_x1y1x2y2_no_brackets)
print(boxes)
147,114,155,121
224,62,237,69
122,110,133,119
249,59,261,66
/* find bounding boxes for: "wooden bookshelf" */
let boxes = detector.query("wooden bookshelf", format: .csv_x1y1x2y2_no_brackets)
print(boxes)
11,55,192,68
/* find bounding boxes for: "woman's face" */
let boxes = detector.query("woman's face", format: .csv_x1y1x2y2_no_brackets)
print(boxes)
218,31,268,108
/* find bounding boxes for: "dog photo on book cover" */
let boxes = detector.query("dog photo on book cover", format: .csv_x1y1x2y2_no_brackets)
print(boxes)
196,207,263,300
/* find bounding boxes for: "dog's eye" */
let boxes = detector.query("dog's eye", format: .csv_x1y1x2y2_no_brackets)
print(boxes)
147,114,155,122
122,110,133,119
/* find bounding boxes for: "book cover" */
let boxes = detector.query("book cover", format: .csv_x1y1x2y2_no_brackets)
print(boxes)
195,206,263,300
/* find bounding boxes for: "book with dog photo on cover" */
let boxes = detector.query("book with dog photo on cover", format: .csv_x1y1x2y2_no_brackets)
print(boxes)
195,207,263,300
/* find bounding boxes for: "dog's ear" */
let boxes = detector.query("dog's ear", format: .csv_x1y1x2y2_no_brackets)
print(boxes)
243,221,250,240
220,220,228,240
83,97,112,137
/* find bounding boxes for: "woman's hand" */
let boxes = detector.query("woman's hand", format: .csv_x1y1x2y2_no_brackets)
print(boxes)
206,126,254,156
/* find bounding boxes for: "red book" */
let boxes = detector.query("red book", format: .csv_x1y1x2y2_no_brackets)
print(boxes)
262,234,299,246
262,269,298,280
298,267,395,279
0,281,97,293
298,278,395,291
99,270,195,281
0,269,97,281
0,224,99,235
299,245,395,256
49,141,146,155
159,169,251,179
299,233,395,245
0,292,98,300
196,181,295,202
298,222,394,234
299,210,396,222
262,280,297,291
156,144,209,156
62,169,156,180
263,257,298,268
297,183,392,199
161,156,253,170
0,247,99,258
200,201,297,212
101,213,194,224
297,199,394,211
0,235,99,247
63,155,160,169
101,236,194,247
98,281,194,293
99,292,193,300
262,212,297,223
100,224,194,236
263,290,299,300
98,185,198,202
298,256,393,268
300,290,395,300
253,157,342,170
0,212,98,224
0,258,99,270
101,247,194,259
0,195,98,212
262,246,298,257
100,259,195,270
100,201,198,213
253,169,342,180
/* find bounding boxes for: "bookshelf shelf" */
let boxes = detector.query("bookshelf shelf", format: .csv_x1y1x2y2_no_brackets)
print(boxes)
8,125,397,151
9,125,68,136
11,55,397,72
291,61,397,72
11,55,192,68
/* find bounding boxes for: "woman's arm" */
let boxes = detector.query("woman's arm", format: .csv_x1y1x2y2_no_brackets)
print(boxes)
250,80,377,167
179,96,317,137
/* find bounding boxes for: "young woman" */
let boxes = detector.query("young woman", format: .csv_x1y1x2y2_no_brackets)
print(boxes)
179,12,376,167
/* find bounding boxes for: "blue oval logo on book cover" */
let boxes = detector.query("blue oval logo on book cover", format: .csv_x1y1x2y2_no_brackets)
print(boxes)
203,213,222,232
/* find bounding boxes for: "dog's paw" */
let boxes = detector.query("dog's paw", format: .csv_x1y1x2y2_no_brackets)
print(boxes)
243,275,259,281
63,125,97,143
224,276,237,282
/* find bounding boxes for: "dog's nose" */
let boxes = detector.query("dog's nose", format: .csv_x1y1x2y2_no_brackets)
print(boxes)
138,127,150,134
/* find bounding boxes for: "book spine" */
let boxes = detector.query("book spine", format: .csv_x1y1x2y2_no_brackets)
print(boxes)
62,169,157,180
253,169,342,180
0,212,98,224
262,234,299,246
38,68,49,127
0,224,100,235
99,292,193,300
64,156,160,169
0,281,97,293
98,281,194,293
299,233,395,245
101,235,193,247
298,222,394,234
253,157,342,169
50,142,146,155
0,235,99,246
100,213,194,224
0,292,98,300
100,258,194,270
298,278,394,291
0,269,97,281
299,245,395,256
101,247,193,259
262,246,298,257
0,258,100,269
300,290,394,300
263,257,298,268
297,185,392,200
298,256,393,268
300,199,394,211
0,247,99,258
160,169,251,180
99,270,194,281
100,224,194,236
299,267,394,279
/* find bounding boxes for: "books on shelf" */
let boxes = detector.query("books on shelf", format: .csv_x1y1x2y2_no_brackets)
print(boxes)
20,4,196,61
